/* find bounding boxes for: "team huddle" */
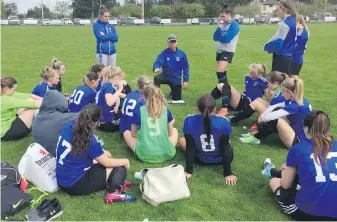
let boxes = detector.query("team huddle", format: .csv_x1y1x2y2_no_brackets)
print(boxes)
1,0,336,220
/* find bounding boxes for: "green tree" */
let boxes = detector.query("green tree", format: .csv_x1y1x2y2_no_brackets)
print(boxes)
55,1,72,18
112,3,142,18
182,3,205,18
150,4,174,18
26,5,52,19
235,1,261,17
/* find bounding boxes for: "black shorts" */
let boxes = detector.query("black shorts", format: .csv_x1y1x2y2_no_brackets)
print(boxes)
98,122,119,133
235,94,251,111
154,72,182,101
216,51,234,63
291,63,303,76
1,116,30,141
272,54,292,75
274,186,337,221
60,164,106,196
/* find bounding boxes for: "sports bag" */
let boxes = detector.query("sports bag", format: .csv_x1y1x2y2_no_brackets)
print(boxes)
18,143,59,193
140,164,190,206
0,162,21,188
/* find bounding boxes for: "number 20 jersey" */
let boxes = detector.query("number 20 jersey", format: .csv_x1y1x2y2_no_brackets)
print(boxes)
183,114,232,164
119,90,145,134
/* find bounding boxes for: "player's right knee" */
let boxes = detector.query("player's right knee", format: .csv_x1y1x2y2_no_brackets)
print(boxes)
221,83,231,96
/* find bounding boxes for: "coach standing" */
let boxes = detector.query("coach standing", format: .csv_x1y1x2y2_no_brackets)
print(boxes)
93,7,118,67
264,0,297,75
153,34,189,104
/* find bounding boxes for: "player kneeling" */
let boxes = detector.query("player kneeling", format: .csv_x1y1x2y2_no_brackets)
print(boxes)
178,95,237,185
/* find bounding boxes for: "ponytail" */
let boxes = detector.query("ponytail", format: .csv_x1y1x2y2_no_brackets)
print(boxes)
261,64,267,78
143,84,166,119
71,104,101,155
137,75,152,93
293,78,304,105
304,111,333,166
197,95,216,144
266,71,289,85
82,72,99,88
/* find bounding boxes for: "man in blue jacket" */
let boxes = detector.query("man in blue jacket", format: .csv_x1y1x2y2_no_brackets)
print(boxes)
93,8,118,67
153,34,189,104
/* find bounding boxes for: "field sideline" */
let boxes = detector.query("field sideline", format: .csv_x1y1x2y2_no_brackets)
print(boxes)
1,23,337,221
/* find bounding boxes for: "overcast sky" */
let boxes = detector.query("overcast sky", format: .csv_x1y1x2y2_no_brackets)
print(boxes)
4,0,126,13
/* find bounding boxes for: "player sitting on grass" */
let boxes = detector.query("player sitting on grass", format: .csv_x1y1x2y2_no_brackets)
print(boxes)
120,75,150,149
230,71,288,125
96,66,124,132
56,104,134,203
1,76,42,141
91,64,105,92
32,67,59,98
69,72,98,113
210,63,268,116
178,95,237,185
240,78,312,148
127,84,178,163
269,110,337,221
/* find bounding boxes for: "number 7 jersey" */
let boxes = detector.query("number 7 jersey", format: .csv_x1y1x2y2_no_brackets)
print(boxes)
183,114,232,164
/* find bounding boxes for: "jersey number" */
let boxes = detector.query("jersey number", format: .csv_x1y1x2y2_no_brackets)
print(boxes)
310,152,337,182
200,134,215,152
70,90,84,105
122,99,137,117
147,117,160,136
58,138,72,165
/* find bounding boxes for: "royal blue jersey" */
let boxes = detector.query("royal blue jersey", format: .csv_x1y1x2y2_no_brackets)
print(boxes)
32,82,57,98
133,106,173,127
96,82,116,122
269,89,286,105
56,120,104,188
120,90,145,134
242,76,268,102
293,28,309,64
69,85,97,113
286,139,337,218
282,98,312,140
96,78,103,92
183,114,232,164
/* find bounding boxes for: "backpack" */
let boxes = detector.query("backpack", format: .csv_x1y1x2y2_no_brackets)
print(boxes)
140,164,190,206
18,143,59,193
0,161,21,188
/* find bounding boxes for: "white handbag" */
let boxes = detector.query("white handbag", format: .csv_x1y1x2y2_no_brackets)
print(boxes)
18,143,59,193
140,164,190,206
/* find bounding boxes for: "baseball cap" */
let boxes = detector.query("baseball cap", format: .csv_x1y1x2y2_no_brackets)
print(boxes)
168,34,177,41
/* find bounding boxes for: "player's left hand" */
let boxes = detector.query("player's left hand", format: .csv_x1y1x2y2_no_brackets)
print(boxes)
225,175,237,185
183,82,188,89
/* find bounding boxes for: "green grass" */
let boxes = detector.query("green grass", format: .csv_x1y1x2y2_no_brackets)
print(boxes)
1,23,337,221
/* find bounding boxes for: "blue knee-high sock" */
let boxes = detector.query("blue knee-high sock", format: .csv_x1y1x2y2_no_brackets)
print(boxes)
216,71,228,84
221,83,231,108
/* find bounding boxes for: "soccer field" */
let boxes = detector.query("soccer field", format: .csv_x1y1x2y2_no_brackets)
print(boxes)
1,23,337,221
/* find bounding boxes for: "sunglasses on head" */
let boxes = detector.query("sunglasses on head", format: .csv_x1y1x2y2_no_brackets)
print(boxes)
219,22,224,24
169,40,176,43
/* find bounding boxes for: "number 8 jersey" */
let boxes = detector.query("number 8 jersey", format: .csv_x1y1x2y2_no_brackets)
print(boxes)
183,114,232,164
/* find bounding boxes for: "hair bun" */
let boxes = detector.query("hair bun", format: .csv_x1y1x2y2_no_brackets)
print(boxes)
222,3,229,8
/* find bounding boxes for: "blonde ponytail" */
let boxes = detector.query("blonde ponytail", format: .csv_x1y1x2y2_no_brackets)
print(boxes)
281,78,304,105
143,84,166,119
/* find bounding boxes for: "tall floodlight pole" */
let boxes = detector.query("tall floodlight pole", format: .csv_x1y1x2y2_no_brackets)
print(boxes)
41,0,44,20
142,0,144,19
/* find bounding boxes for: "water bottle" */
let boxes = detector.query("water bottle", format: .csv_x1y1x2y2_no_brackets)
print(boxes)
122,193,136,202
134,169,148,180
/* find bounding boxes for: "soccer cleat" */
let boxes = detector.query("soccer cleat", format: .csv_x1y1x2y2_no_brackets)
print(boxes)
239,135,260,145
26,198,63,221
106,181,132,192
250,124,258,131
168,100,186,104
217,108,228,116
262,158,275,177
105,190,136,204
240,133,252,138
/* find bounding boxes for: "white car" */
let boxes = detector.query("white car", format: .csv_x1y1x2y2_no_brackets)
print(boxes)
42,19,51,25
191,18,200,25
61,18,73,25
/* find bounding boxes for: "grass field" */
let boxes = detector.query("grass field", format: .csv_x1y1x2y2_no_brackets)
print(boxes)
1,23,337,221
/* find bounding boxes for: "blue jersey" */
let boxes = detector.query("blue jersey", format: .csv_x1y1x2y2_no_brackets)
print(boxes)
152,48,189,85
293,28,309,64
183,114,232,164
269,89,286,105
242,76,268,102
56,120,104,188
286,139,337,218
264,16,297,56
69,85,97,113
96,78,103,92
96,82,116,122
120,90,145,134
282,98,312,140
32,82,57,98
133,106,173,127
